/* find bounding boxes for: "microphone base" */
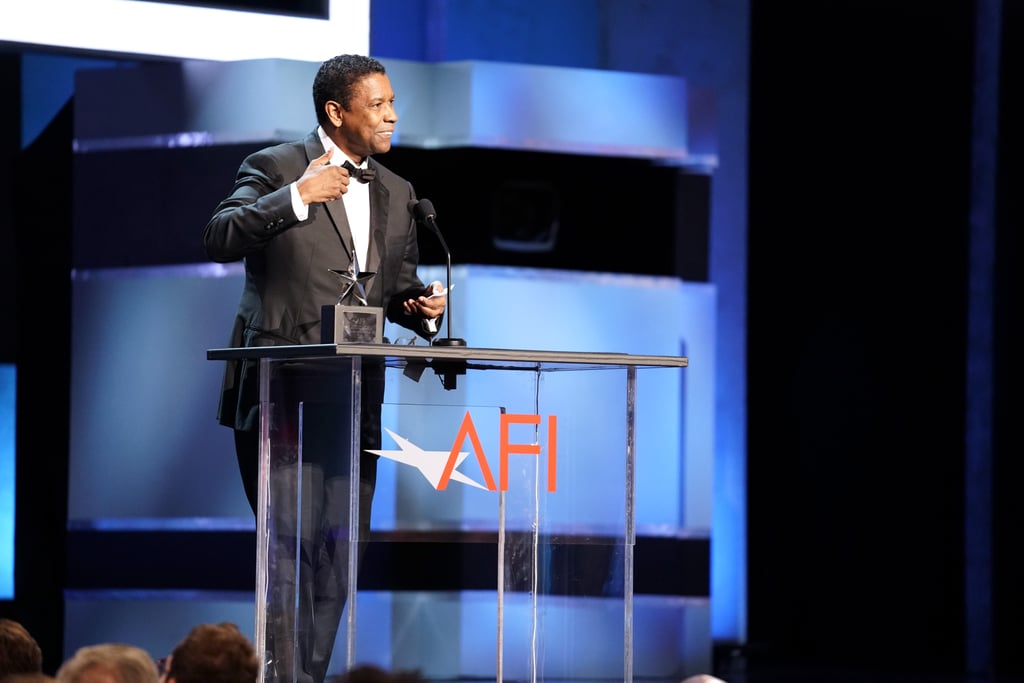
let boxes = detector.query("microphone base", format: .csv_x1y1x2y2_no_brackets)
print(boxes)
432,337,467,347
430,346,467,391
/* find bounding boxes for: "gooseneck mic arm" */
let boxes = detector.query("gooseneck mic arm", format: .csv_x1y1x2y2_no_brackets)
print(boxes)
409,198,466,348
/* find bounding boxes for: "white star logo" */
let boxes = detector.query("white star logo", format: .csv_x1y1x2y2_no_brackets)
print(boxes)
369,428,488,490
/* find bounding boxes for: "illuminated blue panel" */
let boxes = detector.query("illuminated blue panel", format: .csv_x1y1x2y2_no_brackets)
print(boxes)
385,265,715,534
71,58,712,167
0,364,14,599
387,59,705,164
69,264,713,536
68,264,252,521
438,61,690,159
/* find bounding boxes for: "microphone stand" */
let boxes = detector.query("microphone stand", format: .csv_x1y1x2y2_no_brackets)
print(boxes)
411,199,466,390
430,225,466,348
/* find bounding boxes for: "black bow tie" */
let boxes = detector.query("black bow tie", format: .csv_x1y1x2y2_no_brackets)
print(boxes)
343,160,376,183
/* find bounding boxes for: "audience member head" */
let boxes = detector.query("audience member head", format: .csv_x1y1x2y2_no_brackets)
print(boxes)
335,664,426,683
55,644,158,683
0,619,43,679
162,622,257,683
2,675,57,683
681,676,728,683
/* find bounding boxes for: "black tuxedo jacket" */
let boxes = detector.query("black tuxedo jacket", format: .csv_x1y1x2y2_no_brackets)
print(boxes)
204,130,433,432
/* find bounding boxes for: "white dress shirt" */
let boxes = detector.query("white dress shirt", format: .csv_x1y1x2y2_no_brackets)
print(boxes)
289,127,371,271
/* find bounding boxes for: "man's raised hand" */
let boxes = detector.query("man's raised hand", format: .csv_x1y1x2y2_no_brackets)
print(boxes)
297,148,350,204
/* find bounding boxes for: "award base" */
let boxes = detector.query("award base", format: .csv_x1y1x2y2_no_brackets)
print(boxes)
321,304,384,344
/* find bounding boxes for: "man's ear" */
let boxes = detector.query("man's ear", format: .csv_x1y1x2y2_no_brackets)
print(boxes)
325,100,344,127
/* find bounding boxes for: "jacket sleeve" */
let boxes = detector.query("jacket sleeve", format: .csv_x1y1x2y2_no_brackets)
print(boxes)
203,148,305,263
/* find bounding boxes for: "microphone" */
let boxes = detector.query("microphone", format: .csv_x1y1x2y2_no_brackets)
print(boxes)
409,198,466,348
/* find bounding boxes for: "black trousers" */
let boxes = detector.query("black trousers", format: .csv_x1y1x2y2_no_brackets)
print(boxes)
234,361,384,683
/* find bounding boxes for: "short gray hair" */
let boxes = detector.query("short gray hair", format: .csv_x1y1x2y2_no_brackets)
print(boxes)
55,644,159,683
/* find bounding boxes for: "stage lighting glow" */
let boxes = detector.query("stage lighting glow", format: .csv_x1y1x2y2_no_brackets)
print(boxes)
0,0,369,62
0,365,14,600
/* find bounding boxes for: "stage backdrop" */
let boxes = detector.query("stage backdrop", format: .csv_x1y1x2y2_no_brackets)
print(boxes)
65,262,716,678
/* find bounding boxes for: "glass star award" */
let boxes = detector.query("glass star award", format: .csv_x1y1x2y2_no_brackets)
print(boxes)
320,264,384,344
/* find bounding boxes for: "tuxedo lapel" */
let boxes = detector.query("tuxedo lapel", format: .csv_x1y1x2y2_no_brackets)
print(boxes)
363,161,389,301
324,197,356,266
303,131,356,266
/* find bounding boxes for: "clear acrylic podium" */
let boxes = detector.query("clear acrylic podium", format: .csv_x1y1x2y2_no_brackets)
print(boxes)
206,343,688,683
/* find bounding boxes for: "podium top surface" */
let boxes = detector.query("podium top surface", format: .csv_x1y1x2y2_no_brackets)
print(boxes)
206,343,688,370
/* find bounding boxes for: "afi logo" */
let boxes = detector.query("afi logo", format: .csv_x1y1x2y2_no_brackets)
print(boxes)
371,411,558,492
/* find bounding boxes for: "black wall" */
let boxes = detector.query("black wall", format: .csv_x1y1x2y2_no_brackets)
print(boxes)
71,143,707,280
747,0,1020,678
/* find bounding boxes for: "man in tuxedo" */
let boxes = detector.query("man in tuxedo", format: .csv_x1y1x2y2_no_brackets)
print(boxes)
203,54,446,683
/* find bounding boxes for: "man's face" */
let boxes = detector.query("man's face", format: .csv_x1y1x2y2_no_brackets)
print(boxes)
335,73,397,161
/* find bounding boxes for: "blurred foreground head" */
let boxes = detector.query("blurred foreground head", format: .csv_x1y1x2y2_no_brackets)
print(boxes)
55,644,158,683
